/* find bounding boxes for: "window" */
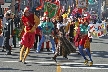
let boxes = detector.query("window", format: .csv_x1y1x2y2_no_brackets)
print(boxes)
5,0,12,3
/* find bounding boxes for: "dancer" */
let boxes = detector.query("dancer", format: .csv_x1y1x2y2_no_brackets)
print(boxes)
52,15,76,62
36,16,55,53
19,7,40,64
77,21,93,66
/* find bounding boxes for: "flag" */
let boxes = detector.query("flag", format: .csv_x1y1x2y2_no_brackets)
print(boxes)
44,2,58,18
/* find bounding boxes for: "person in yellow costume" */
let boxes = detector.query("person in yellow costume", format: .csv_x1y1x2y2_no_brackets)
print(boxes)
19,7,40,64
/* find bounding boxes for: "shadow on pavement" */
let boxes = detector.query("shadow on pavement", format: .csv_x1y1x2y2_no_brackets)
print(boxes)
92,51,108,58
21,70,34,71
93,39,104,41
60,63,108,68
91,42,108,44
0,68,19,70
99,36,108,39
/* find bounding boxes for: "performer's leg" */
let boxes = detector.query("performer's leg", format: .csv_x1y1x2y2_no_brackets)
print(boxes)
52,40,60,62
19,45,25,61
41,42,44,51
79,45,88,64
36,36,45,52
40,35,44,51
46,41,50,51
85,48,93,66
50,37,55,53
22,47,30,64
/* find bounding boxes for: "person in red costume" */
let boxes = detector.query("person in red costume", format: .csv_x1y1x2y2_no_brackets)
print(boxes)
19,7,40,64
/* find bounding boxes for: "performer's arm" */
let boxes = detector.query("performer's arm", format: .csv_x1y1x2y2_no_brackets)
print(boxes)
34,14,40,28
22,17,29,26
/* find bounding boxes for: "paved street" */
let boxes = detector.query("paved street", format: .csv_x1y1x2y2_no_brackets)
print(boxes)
0,36,108,72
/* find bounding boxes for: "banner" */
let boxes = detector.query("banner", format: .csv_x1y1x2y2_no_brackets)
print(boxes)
44,2,58,18
88,23,107,37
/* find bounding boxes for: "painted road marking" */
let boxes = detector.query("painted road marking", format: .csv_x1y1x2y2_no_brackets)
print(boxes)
1,61,108,70
56,63,61,72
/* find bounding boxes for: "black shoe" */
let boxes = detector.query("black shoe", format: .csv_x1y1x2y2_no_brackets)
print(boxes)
63,56,68,59
52,57,57,62
6,52,12,55
2,49,5,52
23,61,27,64
14,46,16,48
78,52,81,55
19,60,22,62
47,48,50,51
40,48,43,51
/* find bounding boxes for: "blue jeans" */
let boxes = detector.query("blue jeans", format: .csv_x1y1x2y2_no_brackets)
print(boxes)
79,45,93,61
37,35,55,52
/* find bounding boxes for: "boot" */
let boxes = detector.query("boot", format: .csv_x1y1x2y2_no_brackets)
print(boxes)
89,61,93,66
52,55,57,62
84,59,88,65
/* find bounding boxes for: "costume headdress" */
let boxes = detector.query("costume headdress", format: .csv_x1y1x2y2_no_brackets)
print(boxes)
24,7,30,13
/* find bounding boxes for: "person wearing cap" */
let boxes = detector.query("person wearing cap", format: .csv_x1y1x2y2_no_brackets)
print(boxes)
19,7,40,64
36,16,55,53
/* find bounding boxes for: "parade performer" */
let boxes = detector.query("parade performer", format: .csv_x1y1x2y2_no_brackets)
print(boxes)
40,12,51,51
76,21,93,66
19,7,40,64
52,15,76,62
36,16,55,53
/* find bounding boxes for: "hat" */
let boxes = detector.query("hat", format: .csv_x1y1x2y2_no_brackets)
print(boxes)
44,12,48,17
24,7,30,13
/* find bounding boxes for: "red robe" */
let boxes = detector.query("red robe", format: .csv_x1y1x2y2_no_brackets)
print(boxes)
21,13,35,48
22,13,35,31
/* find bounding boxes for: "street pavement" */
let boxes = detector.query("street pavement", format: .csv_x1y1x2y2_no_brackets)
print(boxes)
0,36,108,72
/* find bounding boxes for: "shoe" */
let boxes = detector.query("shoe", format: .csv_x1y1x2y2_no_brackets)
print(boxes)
52,50,55,54
22,61,27,64
63,56,68,59
52,57,57,62
78,52,81,55
89,61,93,66
84,59,88,65
40,48,43,51
2,49,5,52
19,60,22,62
47,48,50,51
36,50,40,53
6,52,12,55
